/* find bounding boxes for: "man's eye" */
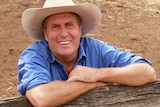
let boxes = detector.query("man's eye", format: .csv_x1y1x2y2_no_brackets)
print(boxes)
51,25,59,30
67,23,74,28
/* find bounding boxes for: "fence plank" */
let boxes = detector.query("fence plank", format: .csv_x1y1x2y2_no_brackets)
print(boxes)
0,80,160,107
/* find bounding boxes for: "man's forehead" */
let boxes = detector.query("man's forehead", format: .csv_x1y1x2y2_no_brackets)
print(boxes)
42,12,81,27
47,12,77,20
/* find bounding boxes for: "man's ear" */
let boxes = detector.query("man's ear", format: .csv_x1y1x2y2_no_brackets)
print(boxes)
79,25,82,36
43,29,48,41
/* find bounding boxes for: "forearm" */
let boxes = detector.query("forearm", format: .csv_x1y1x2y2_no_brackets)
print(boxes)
97,63,156,86
68,63,156,86
26,80,99,107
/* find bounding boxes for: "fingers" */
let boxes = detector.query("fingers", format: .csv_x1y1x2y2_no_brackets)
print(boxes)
67,76,112,88
68,66,100,83
67,75,87,82
67,77,77,82
95,82,113,87
67,75,95,83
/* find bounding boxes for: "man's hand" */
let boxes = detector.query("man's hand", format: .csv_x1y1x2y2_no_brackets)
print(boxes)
67,65,100,82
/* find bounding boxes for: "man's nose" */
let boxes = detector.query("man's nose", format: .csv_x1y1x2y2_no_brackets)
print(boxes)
60,27,68,37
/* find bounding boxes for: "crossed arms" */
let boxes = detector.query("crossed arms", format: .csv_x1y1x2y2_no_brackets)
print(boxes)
26,63,156,107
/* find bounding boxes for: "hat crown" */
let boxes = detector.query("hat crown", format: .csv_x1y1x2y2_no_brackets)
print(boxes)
43,0,75,8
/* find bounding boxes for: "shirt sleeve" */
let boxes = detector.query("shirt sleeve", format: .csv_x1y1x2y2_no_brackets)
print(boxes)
17,45,52,95
100,42,152,67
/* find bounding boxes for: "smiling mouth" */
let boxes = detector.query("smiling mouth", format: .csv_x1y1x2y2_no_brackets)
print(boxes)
59,41,71,45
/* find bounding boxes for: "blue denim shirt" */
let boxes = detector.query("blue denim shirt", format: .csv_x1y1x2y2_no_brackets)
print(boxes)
17,37,152,95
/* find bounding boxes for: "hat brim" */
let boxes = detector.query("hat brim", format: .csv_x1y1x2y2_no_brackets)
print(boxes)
22,3,102,40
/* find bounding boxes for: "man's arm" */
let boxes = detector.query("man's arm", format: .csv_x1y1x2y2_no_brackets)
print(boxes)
26,80,108,107
68,63,156,86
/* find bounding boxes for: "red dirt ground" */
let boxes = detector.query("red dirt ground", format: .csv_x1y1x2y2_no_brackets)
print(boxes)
0,0,160,98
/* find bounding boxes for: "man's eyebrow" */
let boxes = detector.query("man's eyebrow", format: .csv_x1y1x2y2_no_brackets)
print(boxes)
48,20,77,27
65,21,74,24
50,23,60,26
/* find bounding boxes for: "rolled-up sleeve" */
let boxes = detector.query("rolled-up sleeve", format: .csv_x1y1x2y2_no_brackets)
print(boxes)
101,43,152,67
17,45,51,95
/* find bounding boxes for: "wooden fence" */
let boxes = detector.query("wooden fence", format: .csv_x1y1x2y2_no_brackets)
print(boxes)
0,80,160,107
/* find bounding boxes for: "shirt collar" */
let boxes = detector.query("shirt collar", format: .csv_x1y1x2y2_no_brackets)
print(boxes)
77,43,86,62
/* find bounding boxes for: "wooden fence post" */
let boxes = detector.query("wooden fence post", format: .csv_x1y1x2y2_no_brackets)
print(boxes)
0,80,160,107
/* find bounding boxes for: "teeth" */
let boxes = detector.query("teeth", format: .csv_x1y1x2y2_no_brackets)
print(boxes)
59,41,70,45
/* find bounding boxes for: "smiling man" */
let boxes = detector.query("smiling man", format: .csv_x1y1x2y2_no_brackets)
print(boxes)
17,0,156,107
43,13,81,74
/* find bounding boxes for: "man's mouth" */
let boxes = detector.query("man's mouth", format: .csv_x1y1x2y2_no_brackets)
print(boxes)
59,41,71,45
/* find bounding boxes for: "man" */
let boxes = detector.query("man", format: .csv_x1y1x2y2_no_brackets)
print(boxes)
17,0,156,107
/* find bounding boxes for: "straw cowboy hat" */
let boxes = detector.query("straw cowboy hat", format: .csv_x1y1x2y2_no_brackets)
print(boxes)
22,0,102,40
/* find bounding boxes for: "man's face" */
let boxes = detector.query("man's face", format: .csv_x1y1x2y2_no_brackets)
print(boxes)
43,12,81,61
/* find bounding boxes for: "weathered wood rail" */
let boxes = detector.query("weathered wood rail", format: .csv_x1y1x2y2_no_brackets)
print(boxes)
0,80,160,107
